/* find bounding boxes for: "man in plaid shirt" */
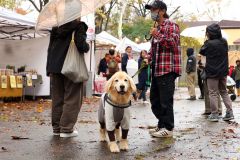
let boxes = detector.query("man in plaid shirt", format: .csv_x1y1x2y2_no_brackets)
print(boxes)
145,0,181,138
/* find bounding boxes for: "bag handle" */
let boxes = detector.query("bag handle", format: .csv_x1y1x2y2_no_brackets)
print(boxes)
71,31,75,42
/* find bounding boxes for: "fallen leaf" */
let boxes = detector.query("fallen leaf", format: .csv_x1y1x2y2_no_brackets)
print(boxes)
228,129,235,134
78,120,96,124
1,147,7,151
138,126,146,129
39,122,46,125
11,136,30,140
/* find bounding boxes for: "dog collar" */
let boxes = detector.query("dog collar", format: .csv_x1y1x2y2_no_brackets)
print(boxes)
104,94,131,108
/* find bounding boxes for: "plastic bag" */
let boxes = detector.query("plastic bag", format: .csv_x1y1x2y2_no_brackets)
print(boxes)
61,32,89,83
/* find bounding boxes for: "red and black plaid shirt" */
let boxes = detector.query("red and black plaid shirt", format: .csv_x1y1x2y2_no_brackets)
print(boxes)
149,19,181,77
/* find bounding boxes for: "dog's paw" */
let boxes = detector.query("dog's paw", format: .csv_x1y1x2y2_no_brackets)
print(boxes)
119,139,129,151
109,142,120,153
115,129,121,142
99,129,107,142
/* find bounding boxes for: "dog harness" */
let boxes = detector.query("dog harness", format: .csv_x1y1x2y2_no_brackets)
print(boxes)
104,94,131,122
98,93,131,131
104,94,131,109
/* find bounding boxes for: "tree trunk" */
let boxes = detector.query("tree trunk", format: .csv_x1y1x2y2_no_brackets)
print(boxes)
118,0,128,40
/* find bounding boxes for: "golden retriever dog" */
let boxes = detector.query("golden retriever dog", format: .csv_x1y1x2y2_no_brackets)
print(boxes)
98,71,136,153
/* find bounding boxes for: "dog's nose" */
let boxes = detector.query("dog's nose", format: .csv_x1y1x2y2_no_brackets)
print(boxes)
120,85,125,90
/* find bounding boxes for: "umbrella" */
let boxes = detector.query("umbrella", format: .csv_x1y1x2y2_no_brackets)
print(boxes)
181,25,228,40
36,0,110,30
228,50,240,66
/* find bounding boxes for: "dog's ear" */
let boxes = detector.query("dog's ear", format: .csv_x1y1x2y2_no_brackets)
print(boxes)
105,74,116,92
127,74,136,92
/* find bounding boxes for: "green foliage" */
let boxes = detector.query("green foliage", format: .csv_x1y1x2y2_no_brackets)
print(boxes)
107,12,120,37
0,0,16,9
122,17,154,42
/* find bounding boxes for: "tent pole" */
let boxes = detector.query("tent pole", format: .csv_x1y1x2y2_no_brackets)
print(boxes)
90,41,93,71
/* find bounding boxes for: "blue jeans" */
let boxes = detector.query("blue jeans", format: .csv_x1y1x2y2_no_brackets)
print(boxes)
139,87,147,101
236,80,240,89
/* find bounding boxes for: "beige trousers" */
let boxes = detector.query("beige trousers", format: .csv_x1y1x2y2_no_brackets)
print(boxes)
186,72,196,97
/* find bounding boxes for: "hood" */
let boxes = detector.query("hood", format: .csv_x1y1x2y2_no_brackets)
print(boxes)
206,23,222,40
186,48,194,57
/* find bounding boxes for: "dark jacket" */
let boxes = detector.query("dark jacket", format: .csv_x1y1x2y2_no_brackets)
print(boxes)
98,58,108,75
121,53,128,73
199,23,228,78
137,58,148,90
186,48,196,73
46,21,89,76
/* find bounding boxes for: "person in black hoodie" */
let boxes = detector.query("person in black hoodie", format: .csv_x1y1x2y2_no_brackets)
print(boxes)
200,23,234,122
186,48,196,100
47,19,89,137
98,53,109,76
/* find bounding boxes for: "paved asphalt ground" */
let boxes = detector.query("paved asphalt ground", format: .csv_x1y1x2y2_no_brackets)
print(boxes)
0,88,240,160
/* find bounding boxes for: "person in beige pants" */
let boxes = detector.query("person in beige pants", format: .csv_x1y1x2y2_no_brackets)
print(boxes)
186,48,196,100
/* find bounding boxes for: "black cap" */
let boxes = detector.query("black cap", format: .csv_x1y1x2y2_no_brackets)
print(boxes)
206,23,222,39
145,0,167,10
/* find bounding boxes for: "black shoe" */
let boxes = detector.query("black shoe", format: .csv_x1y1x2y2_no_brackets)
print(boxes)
198,95,204,99
187,96,196,100
202,112,211,116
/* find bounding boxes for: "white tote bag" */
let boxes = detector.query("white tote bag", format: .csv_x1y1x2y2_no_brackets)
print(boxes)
61,32,89,83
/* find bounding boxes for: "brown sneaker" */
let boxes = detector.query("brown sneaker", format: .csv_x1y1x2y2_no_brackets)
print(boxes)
187,96,196,100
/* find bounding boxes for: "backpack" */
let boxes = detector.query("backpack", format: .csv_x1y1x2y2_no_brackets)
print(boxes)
108,57,118,74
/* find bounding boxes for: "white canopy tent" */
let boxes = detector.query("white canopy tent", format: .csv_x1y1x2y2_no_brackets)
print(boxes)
138,42,151,52
0,7,48,40
0,8,95,97
96,31,120,46
116,37,142,53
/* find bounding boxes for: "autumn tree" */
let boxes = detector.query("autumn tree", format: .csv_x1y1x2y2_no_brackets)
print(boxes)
0,0,17,9
28,0,49,12
95,0,117,34
128,0,151,18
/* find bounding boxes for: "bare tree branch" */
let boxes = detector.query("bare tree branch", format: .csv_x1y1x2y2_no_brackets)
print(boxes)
39,0,43,11
28,0,40,12
104,0,116,30
169,6,180,17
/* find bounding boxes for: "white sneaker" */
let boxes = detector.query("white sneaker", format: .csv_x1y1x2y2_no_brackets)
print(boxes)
60,130,78,138
53,132,60,136
151,128,173,138
149,127,161,134
143,101,150,104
